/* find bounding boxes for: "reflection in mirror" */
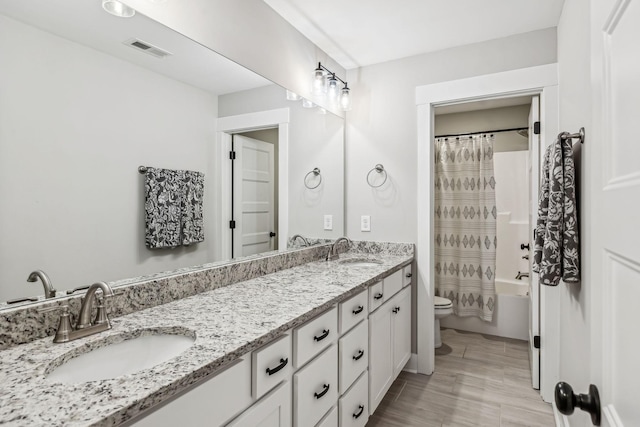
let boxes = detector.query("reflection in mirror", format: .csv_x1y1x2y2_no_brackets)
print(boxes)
0,0,344,305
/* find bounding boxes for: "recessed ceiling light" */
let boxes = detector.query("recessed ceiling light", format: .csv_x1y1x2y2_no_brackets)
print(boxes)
102,0,136,18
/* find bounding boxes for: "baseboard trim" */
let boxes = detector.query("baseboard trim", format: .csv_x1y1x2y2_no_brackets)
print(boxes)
552,402,570,427
402,353,418,374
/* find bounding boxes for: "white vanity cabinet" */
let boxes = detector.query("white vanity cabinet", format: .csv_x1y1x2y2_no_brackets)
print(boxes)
132,265,412,427
368,285,412,413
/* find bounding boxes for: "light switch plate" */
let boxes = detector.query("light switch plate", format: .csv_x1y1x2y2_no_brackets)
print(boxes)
361,215,371,232
324,215,333,230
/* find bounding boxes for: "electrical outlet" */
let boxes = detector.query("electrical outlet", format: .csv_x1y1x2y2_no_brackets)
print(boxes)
324,215,333,231
361,215,371,232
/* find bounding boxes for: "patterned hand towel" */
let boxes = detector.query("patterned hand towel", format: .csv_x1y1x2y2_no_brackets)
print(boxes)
144,167,182,249
180,170,205,245
533,133,580,285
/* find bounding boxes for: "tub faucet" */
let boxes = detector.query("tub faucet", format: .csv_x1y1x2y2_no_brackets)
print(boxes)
515,271,529,280
291,234,310,247
27,270,56,298
327,237,352,261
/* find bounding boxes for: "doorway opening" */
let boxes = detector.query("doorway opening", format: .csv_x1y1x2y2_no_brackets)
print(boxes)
415,64,559,403
432,95,541,391
231,129,279,258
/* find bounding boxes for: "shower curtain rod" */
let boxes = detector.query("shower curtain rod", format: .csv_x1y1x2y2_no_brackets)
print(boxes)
435,126,527,138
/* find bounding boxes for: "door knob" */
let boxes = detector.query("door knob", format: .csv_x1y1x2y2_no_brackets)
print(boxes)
554,382,601,426
269,231,276,238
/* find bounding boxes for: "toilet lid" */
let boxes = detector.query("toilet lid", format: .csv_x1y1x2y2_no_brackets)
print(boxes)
434,296,453,307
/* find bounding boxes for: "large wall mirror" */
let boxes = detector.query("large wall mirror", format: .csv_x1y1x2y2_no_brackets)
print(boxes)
0,0,344,305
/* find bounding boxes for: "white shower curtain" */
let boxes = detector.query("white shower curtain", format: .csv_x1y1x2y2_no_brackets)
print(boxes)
434,135,497,321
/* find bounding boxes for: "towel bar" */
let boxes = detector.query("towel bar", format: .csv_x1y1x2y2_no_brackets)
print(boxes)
561,127,585,144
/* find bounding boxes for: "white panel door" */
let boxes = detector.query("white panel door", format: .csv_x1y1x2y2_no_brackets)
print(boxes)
234,135,275,257
528,95,541,390
589,0,640,425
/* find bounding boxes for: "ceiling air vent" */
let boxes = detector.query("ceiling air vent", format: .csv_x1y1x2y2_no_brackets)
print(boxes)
123,38,172,59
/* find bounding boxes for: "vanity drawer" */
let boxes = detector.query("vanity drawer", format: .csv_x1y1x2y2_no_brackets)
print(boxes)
338,371,369,427
293,306,337,368
293,345,338,427
403,265,413,287
316,406,338,427
252,333,292,400
338,290,368,335
369,281,384,312
134,356,251,427
338,320,368,394
384,270,403,300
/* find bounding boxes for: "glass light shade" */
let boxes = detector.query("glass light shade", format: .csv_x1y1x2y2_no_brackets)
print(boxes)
340,87,351,111
302,98,315,108
318,108,327,115
286,90,302,101
327,75,340,99
102,0,136,17
312,68,326,95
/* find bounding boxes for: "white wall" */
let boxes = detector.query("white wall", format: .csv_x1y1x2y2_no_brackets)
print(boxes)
0,16,217,300
219,85,345,240
122,0,346,117
557,0,592,424
345,28,557,242
494,152,530,280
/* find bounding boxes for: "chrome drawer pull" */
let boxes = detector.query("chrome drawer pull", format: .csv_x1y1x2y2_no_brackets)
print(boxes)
352,305,364,315
353,349,365,361
314,329,330,342
353,405,365,419
374,293,383,300
265,358,288,376
314,383,330,399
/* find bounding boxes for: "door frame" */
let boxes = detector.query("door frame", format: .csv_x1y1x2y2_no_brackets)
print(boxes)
415,63,560,402
216,108,289,261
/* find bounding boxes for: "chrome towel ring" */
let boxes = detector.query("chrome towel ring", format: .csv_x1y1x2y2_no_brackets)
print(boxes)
367,164,387,188
304,167,322,189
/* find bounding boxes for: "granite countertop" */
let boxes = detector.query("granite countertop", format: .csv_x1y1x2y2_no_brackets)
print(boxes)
0,251,412,426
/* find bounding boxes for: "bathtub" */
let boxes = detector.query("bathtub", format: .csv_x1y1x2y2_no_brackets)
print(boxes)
439,278,529,341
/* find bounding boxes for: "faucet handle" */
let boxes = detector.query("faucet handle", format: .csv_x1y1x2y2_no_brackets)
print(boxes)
38,305,73,343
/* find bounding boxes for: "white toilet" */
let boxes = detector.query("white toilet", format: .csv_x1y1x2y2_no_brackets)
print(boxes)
434,296,453,348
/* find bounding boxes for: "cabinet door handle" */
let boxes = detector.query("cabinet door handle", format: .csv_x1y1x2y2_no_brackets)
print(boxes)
392,307,400,313
314,329,330,342
265,358,288,376
374,293,384,300
352,305,364,315
353,405,365,419
406,272,412,278
314,383,330,399
353,349,365,361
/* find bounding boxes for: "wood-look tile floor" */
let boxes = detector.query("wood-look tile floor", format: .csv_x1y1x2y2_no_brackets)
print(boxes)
367,328,554,426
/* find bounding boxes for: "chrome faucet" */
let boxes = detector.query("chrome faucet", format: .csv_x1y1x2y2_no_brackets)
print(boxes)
39,281,115,343
516,271,530,280
27,270,56,298
326,237,352,261
291,234,310,247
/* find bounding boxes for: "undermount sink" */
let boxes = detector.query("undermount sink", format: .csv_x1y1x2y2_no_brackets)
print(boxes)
45,331,196,383
338,258,383,267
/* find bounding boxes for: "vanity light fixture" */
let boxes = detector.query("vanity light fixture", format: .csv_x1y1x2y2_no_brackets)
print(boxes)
311,62,351,112
102,0,136,18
